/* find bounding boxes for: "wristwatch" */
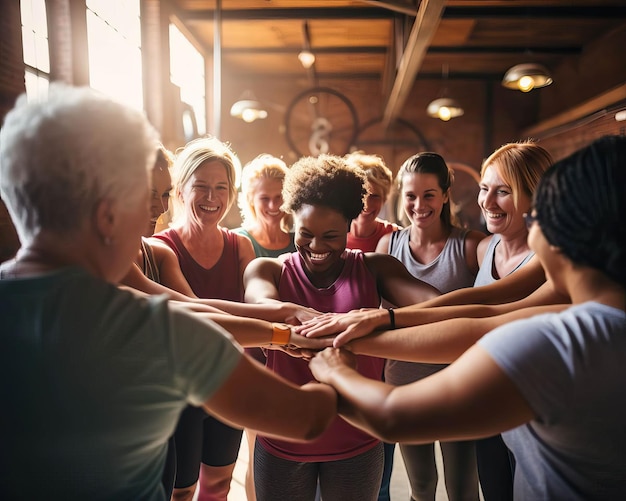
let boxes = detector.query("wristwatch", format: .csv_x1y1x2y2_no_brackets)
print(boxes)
271,323,292,345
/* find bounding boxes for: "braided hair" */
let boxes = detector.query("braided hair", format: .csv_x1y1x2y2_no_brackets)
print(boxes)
534,135,626,287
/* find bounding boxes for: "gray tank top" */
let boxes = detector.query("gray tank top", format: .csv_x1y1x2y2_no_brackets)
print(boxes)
387,226,476,294
474,234,534,287
385,226,477,386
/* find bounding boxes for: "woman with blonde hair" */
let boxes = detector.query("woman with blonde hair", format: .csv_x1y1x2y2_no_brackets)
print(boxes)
345,152,401,252
151,136,256,501
235,153,295,257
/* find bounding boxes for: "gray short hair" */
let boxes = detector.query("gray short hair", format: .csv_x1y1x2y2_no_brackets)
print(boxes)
0,83,158,242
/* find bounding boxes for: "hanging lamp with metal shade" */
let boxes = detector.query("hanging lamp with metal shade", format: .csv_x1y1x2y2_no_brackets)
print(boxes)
502,63,553,92
229,91,268,123
427,64,464,121
427,98,464,121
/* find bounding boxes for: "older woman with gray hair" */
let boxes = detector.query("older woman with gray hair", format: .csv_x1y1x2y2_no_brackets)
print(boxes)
0,84,336,500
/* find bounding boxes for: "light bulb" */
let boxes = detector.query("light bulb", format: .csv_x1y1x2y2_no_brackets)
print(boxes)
241,109,256,123
518,75,535,92
438,106,452,121
298,50,316,69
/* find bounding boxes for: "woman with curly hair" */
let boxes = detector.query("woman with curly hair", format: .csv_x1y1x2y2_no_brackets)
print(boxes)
244,154,439,501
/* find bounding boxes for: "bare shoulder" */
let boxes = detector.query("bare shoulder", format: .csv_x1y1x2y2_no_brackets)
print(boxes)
464,229,488,272
363,251,405,275
244,256,283,278
465,229,487,249
375,232,392,254
476,233,494,263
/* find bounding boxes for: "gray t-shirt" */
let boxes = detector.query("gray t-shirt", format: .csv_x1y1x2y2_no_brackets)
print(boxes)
479,302,626,500
0,267,243,500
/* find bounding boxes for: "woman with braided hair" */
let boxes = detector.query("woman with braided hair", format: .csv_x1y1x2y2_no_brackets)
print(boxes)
310,135,626,500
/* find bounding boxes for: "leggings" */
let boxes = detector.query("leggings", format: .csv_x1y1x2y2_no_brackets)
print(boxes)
475,435,515,501
173,405,243,488
254,440,384,501
161,435,176,498
377,442,396,501
399,440,479,501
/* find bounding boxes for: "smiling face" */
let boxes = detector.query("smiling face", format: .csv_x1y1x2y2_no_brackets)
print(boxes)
251,177,285,227
354,181,385,226
401,172,449,230
478,164,531,237
294,203,349,285
180,160,230,227
148,164,172,235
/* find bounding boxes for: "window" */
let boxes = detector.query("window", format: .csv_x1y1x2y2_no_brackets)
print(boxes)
21,0,50,101
86,0,143,110
169,24,206,137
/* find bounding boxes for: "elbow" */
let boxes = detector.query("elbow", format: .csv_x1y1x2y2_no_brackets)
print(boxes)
301,418,330,441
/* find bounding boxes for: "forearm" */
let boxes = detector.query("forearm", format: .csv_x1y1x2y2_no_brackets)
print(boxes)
393,303,502,328
199,299,301,323
349,317,489,363
206,357,337,442
324,366,397,440
351,304,569,363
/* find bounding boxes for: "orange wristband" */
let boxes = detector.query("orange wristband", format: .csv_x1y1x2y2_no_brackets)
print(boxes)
271,323,291,345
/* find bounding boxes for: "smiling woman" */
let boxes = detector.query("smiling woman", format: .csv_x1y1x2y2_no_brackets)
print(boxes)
150,136,256,501
243,154,439,501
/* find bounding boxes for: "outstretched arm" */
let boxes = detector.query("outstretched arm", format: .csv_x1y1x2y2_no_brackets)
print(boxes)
346,304,568,363
298,275,565,346
417,256,546,308
171,309,332,351
206,355,336,442
309,345,533,444
121,259,319,323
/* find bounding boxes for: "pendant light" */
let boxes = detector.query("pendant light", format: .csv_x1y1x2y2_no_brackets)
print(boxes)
229,91,268,123
427,98,464,121
427,64,464,121
502,63,553,92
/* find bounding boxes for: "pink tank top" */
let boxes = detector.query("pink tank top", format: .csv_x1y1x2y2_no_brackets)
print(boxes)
347,219,399,252
258,250,384,461
152,227,243,301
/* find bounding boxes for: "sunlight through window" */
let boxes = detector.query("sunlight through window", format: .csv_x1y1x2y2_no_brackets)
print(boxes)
21,0,50,101
169,24,206,137
86,0,143,110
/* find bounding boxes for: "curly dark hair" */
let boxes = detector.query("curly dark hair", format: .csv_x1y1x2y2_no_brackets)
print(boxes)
282,154,367,221
535,135,626,287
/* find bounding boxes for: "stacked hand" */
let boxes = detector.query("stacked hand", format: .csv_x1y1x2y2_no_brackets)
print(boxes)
309,347,358,384
295,308,383,347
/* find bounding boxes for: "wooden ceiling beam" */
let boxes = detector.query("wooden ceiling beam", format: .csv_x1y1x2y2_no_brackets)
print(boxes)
442,6,626,20
179,5,626,22
382,0,446,128
179,8,394,21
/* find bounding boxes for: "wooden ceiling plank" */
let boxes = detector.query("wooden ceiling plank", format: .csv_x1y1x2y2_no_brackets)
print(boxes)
383,0,446,128
523,82,626,137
